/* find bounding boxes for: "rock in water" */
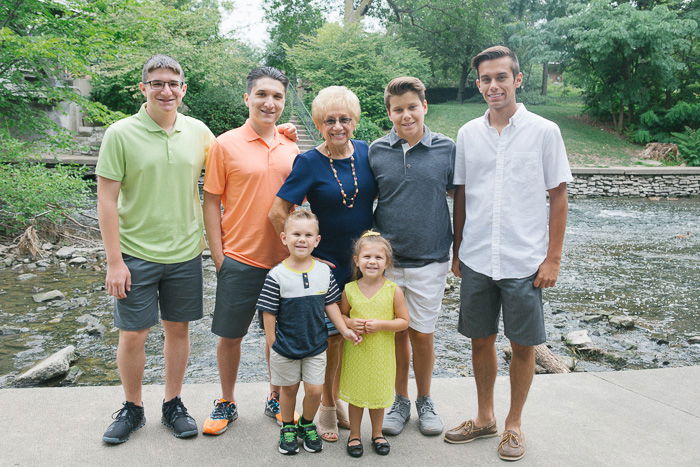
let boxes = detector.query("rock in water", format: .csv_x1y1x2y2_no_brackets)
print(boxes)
55,246,76,259
15,346,77,384
610,315,636,329
688,336,700,345
564,330,593,346
32,290,65,303
68,256,88,266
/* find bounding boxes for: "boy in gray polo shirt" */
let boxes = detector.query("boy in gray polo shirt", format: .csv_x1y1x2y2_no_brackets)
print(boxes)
369,76,455,437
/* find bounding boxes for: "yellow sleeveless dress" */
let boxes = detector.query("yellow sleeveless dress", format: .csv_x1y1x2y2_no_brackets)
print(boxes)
339,279,396,409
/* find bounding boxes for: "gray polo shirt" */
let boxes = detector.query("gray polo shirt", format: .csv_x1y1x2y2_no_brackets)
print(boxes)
369,125,455,268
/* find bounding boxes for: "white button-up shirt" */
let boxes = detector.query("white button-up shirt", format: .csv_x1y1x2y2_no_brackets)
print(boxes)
454,104,573,280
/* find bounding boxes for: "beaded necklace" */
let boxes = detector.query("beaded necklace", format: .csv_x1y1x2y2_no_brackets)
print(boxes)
323,142,359,208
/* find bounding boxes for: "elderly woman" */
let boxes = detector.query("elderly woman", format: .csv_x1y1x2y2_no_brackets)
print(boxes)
269,86,377,442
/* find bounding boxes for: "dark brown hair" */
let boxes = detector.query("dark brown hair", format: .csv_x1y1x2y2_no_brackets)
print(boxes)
471,46,520,77
384,76,426,109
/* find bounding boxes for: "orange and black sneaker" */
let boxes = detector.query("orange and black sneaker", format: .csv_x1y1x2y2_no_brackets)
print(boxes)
202,399,237,435
265,391,299,426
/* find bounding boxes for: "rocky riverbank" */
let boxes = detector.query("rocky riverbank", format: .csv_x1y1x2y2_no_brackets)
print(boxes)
2,196,700,387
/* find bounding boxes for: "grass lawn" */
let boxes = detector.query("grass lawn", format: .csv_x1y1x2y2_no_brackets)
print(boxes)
425,100,645,167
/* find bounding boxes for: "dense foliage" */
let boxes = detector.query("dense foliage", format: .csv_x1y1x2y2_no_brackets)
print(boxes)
286,23,430,128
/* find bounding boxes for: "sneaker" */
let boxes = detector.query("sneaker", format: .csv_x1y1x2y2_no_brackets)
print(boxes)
497,430,525,461
264,391,280,419
265,391,300,426
203,399,238,435
297,421,323,453
444,419,498,444
102,401,145,444
416,395,444,436
278,424,299,455
161,396,198,438
382,394,411,435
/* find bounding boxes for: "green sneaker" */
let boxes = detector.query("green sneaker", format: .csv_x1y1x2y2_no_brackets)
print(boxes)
278,424,299,455
298,421,323,453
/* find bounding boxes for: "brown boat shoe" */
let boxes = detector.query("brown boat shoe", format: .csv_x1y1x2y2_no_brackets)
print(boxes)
444,419,498,444
497,429,525,461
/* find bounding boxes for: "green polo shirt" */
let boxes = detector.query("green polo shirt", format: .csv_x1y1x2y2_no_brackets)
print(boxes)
96,103,215,264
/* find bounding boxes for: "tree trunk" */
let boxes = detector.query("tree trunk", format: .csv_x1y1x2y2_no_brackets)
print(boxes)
458,62,469,104
344,0,374,24
534,344,570,373
541,62,549,96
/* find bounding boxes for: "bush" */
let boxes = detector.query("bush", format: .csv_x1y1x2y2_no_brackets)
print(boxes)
0,129,94,236
671,127,700,167
0,163,93,236
185,87,248,136
636,101,700,145
354,117,384,143
518,90,547,106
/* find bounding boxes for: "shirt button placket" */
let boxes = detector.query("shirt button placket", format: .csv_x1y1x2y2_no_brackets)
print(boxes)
492,133,505,280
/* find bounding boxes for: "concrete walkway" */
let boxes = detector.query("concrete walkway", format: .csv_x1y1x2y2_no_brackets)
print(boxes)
1,367,698,466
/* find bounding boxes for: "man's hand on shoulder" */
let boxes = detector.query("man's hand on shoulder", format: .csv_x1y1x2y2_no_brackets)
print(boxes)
533,257,560,288
277,122,298,142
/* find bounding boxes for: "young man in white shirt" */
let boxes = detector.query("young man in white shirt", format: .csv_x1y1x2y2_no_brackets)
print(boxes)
446,46,572,461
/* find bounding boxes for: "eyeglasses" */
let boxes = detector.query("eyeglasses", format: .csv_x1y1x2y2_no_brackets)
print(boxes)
144,80,184,90
323,117,353,126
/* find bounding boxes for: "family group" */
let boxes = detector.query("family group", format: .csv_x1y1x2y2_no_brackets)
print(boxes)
96,45,572,462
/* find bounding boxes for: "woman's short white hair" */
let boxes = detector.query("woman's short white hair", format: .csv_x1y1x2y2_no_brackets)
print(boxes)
311,86,361,130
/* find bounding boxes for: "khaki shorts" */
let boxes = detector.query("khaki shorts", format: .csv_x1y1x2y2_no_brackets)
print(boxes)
270,349,326,386
386,260,450,333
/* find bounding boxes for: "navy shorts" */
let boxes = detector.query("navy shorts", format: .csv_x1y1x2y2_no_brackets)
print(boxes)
458,262,546,346
114,254,203,331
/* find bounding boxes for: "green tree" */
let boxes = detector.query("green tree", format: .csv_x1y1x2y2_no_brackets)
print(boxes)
90,0,257,129
379,0,505,103
0,0,123,235
552,0,696,131
286,23,429,127
263,0,326,73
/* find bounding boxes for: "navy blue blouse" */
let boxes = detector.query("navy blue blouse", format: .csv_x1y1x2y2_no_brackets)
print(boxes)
277,140,377,289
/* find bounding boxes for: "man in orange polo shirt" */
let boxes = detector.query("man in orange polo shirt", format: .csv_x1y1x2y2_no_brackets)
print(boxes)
202,67,299,435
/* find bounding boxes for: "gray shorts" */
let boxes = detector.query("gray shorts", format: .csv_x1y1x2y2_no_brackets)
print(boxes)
211,256,269,339
458,262,546,346
114,254,203,331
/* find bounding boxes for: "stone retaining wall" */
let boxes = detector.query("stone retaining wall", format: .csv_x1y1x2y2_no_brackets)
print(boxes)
569,167,700,198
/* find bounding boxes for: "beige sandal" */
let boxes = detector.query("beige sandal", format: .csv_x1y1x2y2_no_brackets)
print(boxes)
317,404,339,442
335,400,351,430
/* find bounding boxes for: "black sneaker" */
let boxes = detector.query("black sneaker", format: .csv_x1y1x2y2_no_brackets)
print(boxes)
102,401,145,444
278,424,299,455
298,421,323,453
161,396,198,438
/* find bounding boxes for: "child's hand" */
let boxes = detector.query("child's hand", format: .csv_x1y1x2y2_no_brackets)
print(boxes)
347,318,366,335
341,328,362,345
364,319,382,334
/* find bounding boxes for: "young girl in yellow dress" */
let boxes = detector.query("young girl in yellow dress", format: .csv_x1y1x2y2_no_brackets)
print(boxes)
339,231,409,457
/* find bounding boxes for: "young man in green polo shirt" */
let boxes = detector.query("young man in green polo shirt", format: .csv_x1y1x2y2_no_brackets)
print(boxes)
97,54,215,444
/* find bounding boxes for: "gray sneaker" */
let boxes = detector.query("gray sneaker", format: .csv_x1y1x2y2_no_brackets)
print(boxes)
416,395,443,436
382,395,411,435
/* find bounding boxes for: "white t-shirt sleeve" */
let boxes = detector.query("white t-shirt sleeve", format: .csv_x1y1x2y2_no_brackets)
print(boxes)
542,123,573,190
453,125,468,186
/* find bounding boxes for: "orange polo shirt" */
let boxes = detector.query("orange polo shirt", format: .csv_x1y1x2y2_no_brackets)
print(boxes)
204,120,299,269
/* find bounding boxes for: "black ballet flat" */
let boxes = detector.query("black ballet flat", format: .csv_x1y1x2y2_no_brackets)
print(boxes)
347,437,363,457
372,436,390,455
